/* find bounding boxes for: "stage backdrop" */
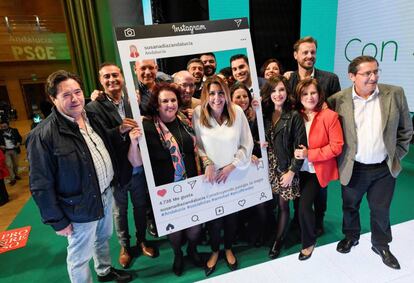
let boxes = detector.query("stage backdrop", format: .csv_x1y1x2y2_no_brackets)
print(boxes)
302,0,414,111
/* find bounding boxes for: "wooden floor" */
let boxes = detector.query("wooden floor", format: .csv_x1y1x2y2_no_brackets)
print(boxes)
0,119,33,232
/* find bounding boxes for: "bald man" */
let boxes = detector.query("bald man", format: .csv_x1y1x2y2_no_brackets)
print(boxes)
174,70,200,120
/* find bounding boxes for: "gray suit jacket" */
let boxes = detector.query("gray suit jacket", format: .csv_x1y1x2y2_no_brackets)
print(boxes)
328,84,413,185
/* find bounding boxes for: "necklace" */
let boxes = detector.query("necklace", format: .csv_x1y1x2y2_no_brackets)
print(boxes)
272,111,281,126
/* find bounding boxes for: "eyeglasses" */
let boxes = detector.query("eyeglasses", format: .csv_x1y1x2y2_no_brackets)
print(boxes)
356,69,381,78
179,83,196,89
208,91,225,96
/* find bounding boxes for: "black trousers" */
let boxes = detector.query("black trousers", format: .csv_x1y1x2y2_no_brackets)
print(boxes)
209,212,238,252
299,171,322,249
293,186,326,229
342,161,395,250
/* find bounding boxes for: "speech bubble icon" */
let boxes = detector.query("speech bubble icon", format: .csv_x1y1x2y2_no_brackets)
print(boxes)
157,189,167,197
173,185,182,193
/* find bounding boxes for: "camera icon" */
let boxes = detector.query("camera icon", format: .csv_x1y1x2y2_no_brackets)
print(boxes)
124,28,135,38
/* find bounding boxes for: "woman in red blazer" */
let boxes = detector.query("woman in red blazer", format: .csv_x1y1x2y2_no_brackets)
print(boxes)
293,78,344,260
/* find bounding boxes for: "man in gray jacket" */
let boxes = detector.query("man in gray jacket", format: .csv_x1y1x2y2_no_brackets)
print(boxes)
328,55,412,269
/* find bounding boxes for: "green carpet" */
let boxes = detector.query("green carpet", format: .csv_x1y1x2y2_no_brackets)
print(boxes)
1,145,414,283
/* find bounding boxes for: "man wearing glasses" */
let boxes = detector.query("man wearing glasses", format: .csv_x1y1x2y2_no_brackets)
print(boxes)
328,55,412,269
174,70,201,120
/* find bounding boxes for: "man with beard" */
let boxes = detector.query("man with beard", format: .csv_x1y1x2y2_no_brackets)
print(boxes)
186,58,204,99
230,54,253,92
86,63,156,269
288,36,341,237
200,53,217,79
288,36,340,98
173,70,200,120
135,59,159,116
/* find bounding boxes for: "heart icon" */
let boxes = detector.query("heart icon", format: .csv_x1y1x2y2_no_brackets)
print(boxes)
238,199,246,207
157,189,167,197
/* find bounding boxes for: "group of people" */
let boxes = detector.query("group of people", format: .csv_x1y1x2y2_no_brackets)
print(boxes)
26,36,412,283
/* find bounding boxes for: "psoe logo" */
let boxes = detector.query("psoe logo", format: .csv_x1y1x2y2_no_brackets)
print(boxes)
124,28,135,38
171,24,206,34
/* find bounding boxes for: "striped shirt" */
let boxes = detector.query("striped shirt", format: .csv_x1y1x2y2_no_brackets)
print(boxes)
59,110,114,193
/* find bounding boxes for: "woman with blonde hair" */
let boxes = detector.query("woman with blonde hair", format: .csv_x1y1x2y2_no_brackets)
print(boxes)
193,75,253,276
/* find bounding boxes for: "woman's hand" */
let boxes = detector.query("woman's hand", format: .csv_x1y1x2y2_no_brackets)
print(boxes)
294,144,308,159
204,164,216,184
260,141,268,148
129,127,142,145
280,170,295,187
251,155,260,165
215,164,235,184
251,97,261,110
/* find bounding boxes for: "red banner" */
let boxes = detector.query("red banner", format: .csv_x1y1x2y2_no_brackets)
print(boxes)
0,226,31,254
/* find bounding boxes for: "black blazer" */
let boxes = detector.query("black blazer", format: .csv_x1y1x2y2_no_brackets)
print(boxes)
264,110,307,173
85,94,133,186
288,68,341,98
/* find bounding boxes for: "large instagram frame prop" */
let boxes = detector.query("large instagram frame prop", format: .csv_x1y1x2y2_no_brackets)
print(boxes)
116,18,271,236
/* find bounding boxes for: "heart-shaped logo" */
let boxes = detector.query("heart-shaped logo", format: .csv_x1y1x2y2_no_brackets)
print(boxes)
238,199,246,207
157,189,167,197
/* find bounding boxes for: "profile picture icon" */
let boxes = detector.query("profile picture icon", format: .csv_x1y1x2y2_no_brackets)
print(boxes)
129,45,140,58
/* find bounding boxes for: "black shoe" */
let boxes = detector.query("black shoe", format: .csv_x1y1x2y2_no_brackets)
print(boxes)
205,254,218,277
97,267,132,282
371,246,401,269
299,245,315,261
187,249,204,267
225,256,238,271
205,263,216,277
336,238,359,253
269,239,283,259
172,254,184,276
147,222,157,237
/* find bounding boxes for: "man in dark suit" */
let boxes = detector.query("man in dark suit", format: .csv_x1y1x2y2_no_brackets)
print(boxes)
288,36,341,236
86,63,155,269
328,55,412,269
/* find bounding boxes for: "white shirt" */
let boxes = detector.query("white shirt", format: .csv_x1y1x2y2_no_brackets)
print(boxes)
192,105,253,169
352,86,387,164
300,118,315,173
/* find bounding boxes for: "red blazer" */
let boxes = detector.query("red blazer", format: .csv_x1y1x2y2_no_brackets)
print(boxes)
0,150,9,179
307,108,344,187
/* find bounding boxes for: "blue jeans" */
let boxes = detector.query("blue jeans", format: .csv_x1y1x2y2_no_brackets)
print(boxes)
66,187,113,283
113,166,148,247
